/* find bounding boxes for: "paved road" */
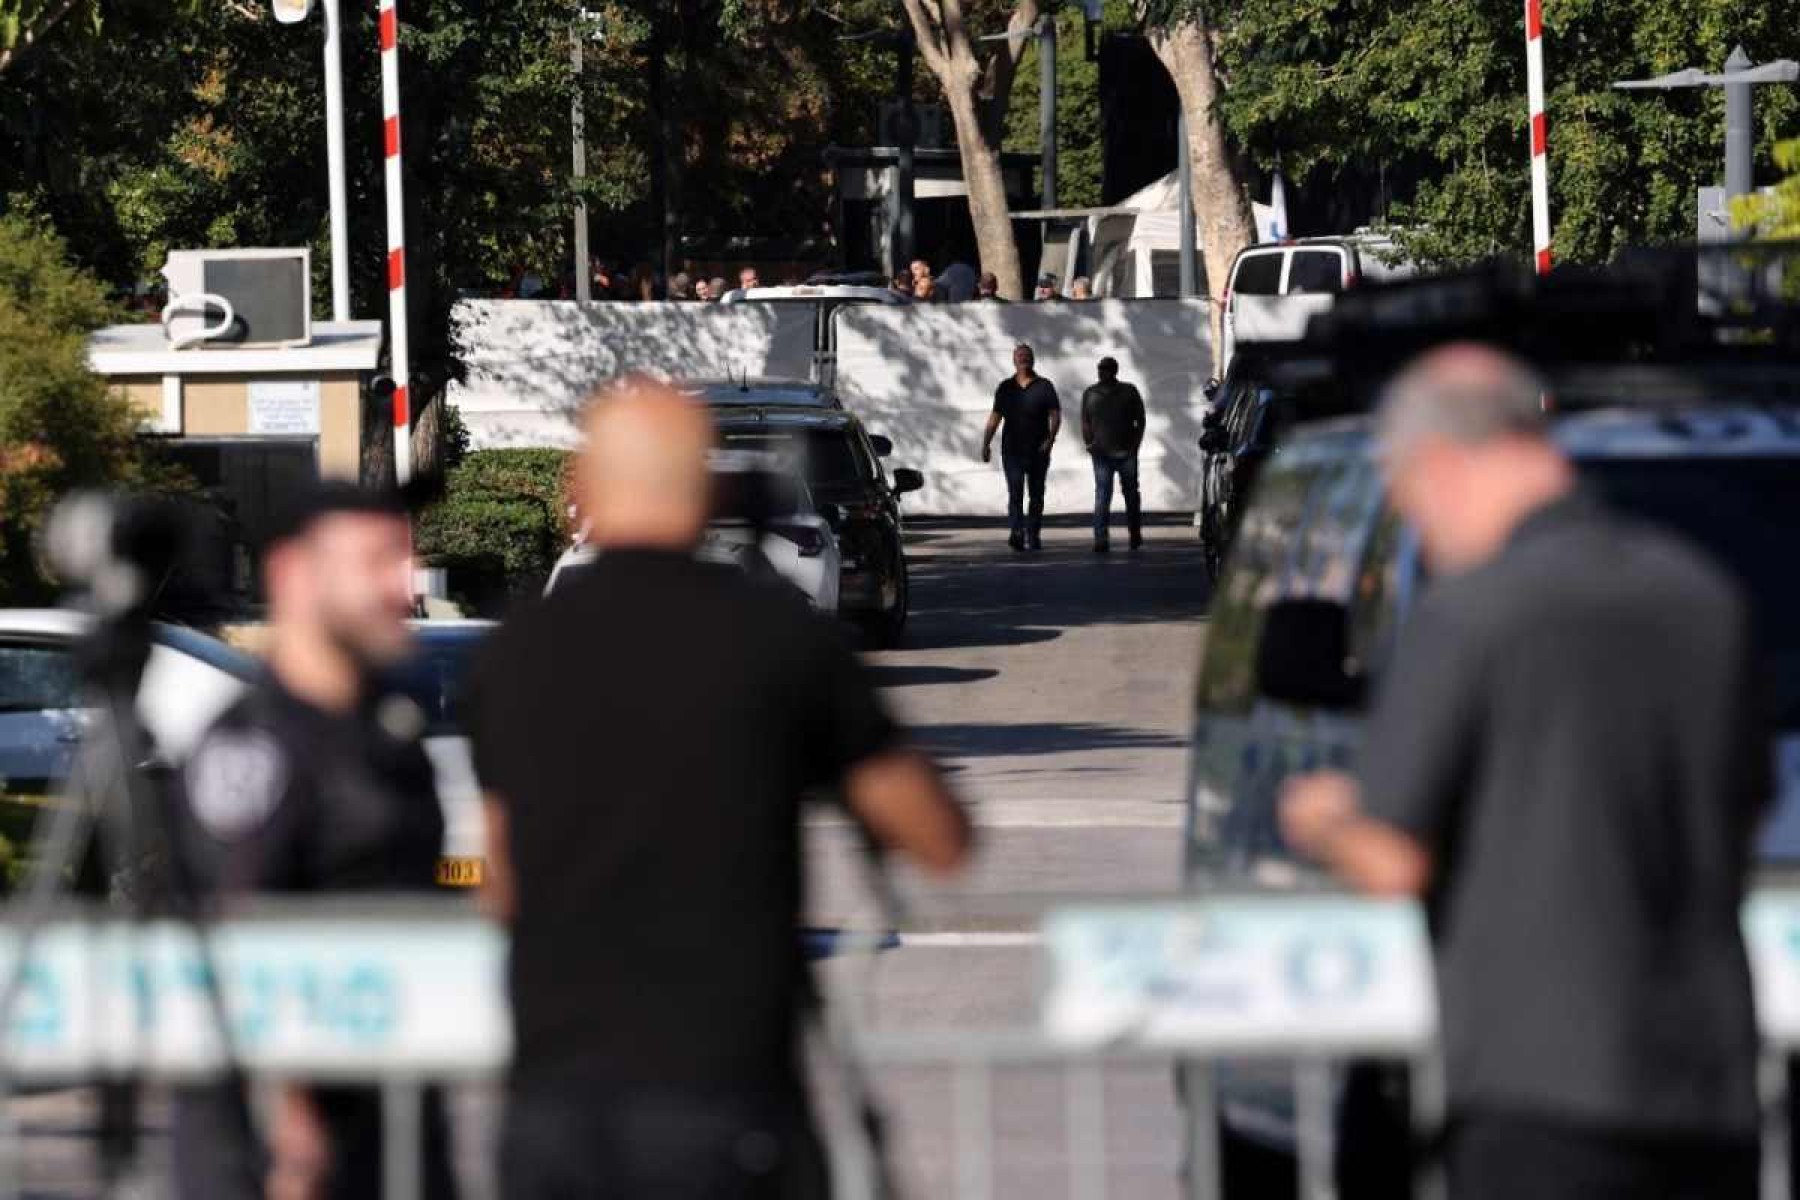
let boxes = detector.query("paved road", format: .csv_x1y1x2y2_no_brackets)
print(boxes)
807,516,1212,1199
810,516,1206,927
7,518,1214,1198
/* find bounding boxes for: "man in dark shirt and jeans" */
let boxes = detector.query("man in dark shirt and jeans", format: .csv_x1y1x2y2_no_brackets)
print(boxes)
983,342,1061,551
1079,357,1146,552
471,377,972,1200
1281,343,1767,1199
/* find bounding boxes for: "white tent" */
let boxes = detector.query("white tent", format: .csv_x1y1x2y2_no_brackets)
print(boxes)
1021,171,1280,299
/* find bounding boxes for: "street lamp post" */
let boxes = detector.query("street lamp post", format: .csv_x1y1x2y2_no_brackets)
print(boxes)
321,0,350,321
272,0,350,322
1614,46,1800,210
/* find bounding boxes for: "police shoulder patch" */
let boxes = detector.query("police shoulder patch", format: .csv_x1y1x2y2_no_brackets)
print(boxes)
185,730,290,840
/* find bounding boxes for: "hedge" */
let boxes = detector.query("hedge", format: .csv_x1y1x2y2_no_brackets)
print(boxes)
414,448,574,612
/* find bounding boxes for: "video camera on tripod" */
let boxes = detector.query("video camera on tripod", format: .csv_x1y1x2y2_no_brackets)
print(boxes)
0,491,249,1195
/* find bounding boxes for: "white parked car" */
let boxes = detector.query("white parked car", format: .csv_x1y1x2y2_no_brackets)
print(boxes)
0,608,495,869
546,455,841,613
0,609,250,792
1219,235,1416,374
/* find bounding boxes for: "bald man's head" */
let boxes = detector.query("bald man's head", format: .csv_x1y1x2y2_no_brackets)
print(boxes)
576,376,715,551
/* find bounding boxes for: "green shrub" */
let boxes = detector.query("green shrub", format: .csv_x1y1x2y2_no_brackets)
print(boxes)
414,448,574,611
0,212,142,605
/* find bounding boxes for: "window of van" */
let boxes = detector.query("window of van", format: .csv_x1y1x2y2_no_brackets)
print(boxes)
1287,250,1346,295
1230,252,1282,297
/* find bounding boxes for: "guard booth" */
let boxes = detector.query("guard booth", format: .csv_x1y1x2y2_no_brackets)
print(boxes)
86,319,385,598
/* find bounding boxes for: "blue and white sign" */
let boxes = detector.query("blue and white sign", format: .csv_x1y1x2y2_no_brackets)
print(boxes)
0,916,510,1080
1041,895,1438,1054
1742,890,1800,1046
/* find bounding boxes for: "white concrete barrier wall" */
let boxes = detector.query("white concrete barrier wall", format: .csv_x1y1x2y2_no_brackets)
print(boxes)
833,299,1213,517
447,297,1214,518
449,299,817,449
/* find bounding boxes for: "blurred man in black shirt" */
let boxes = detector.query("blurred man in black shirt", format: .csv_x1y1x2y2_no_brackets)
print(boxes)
1282,344,1766,1200
982,343,1061,552
173,482,455,1200
471,377,971,1200
1079,357,1146,552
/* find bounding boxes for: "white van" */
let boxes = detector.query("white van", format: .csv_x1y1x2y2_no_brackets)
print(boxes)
1219,236,1414,372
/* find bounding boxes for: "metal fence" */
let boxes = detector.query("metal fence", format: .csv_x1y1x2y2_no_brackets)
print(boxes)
8,889,1800,1199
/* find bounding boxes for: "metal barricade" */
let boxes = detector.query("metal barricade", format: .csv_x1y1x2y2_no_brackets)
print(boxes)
818,892,1442,1200
8,887,1800,1198
0,899,507,1200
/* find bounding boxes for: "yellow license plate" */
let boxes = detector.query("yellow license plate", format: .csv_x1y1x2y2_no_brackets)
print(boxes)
435,856,485,888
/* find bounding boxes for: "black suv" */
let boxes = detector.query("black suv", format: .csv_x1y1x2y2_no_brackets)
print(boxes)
1196,349,1352,582
1186,253,1800,1191
710,404,923,646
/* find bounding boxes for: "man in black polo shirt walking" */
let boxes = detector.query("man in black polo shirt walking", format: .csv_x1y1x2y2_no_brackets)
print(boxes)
982,342,1061,552
1281,344,1766,1199
471,377,972,1199
1080,357,1146,552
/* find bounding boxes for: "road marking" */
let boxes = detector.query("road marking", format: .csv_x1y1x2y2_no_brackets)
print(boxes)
809,800,1184,831
896,931,1044,949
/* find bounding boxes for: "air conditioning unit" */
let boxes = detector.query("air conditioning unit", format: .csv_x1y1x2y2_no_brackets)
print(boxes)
161,248,312,349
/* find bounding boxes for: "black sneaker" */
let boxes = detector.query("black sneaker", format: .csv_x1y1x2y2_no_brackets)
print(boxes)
1093,540,1110,553
1028,536,1043,552
1008,533,1026,552
1128,531,1144,551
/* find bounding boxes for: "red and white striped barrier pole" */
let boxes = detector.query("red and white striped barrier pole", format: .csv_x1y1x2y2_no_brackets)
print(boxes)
379,0,412,482
1525,0,1552,275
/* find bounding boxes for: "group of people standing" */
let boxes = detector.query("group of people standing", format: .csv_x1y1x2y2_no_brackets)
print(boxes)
894,259,1094,305
982,342,1147,553
507,261,771,302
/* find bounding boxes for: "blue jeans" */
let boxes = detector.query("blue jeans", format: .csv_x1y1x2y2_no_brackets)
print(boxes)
1091,452,1141,543
1002,450,1049,543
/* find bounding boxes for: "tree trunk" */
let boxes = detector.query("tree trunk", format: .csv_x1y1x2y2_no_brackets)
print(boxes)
944,86,1025,300
411,382,443,481
899,0,1034,301
1148,18,1255,354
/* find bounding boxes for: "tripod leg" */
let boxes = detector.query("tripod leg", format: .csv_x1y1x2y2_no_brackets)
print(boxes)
0,739,103,1200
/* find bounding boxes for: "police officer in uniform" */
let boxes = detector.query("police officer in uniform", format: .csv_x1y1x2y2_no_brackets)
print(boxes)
173,481,456,1200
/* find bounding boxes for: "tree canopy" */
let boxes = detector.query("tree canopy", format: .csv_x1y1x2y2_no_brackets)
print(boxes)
0,212,145,603
1181,0,1800,266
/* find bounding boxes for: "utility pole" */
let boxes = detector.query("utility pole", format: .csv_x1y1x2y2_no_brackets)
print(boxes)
1039,13,1057,210
894,34,917,271
1724,46,1755,202
1177,112,1196,298
571,26,589,302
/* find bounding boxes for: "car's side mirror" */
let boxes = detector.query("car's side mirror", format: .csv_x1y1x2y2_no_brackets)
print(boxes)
869,434,894,458
1255,598,1365,709
891,467,924,495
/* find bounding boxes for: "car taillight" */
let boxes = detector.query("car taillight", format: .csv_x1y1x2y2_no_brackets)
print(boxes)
773,525,828,557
